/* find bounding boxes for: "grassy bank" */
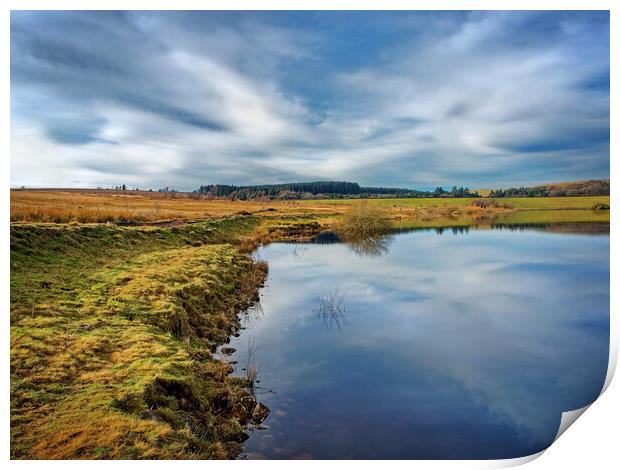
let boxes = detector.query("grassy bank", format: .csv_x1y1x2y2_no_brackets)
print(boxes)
10,217,273,459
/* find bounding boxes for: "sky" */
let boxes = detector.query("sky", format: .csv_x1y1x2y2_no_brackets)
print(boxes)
10,11,610,191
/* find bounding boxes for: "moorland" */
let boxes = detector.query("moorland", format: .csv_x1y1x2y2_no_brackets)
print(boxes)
10,187,610,458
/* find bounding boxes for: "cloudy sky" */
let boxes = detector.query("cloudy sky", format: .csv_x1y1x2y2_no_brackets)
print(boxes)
11,11,609,190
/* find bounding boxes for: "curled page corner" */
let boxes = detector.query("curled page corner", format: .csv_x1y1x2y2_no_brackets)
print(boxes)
490,401,601,468
538,339,619,459
491,450,545,468
601,341,618,395
487,406,591,469
553,404,591,442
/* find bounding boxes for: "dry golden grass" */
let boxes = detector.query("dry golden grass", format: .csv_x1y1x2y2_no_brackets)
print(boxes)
9,189,501,226
11,188,610,227
10,189,334,223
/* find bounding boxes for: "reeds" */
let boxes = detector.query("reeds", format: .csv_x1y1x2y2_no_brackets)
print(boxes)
245,337,259,396
314,287,347,330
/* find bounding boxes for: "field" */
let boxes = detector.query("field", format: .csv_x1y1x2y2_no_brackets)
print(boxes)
10,189,326,223
11,189,610,225
9,189,610,459
298,195,608,210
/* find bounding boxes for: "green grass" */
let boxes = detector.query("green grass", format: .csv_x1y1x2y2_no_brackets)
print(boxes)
299,195,610,210
394,208,610,229
312,196,610,229
495,209,611,224
11,216,269,459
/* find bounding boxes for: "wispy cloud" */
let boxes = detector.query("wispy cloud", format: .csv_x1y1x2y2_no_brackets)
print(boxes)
11,11,609,189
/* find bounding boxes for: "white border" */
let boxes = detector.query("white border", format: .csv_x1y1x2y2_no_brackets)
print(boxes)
2,1,616,468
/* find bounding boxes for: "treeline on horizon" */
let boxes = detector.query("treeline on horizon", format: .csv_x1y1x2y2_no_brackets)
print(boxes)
23,179,608,200
52,179,610,200
195,181,480,200
195,179,609,200
489,179,609,198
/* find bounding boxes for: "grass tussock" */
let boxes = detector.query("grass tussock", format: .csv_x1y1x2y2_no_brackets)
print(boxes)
11,216,270,459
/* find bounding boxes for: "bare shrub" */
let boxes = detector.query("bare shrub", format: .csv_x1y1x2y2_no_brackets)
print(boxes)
336,201,392,239
331,202,394,257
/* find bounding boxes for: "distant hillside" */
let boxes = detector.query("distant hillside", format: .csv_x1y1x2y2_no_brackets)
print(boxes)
489,179,609,198
195,181,479,200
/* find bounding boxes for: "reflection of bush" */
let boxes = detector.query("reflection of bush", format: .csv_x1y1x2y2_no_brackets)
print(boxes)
335,202,394,257
346,234,394,257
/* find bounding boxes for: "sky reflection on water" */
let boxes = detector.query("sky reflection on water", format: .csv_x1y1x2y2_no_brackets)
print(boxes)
221,226,609,459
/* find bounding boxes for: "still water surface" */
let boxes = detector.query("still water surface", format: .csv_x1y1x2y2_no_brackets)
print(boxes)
220,225,609,459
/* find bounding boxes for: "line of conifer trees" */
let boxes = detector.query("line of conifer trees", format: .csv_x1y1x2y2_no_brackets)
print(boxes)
195,181,480,200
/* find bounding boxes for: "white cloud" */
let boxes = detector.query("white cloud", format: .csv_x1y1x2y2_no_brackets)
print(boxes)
10,11,609,189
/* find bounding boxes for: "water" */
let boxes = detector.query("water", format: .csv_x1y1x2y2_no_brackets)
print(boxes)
219,225,609,459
